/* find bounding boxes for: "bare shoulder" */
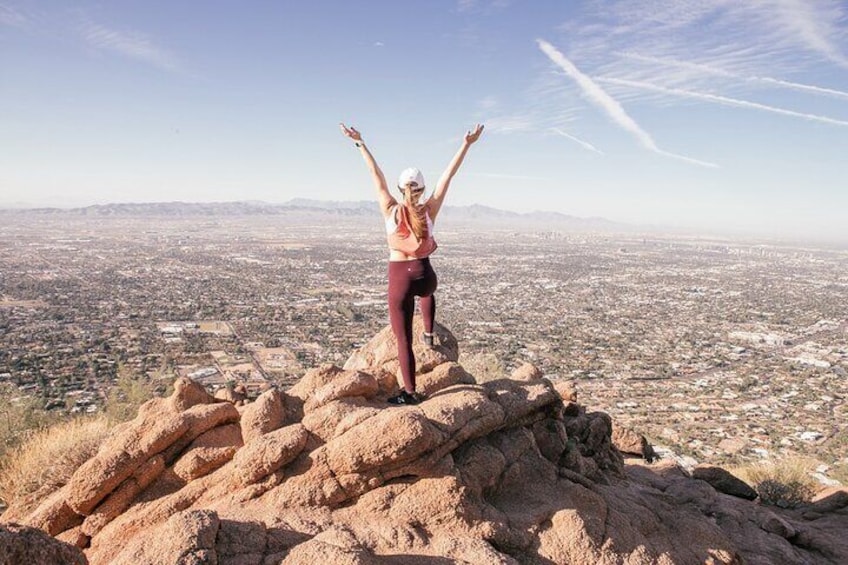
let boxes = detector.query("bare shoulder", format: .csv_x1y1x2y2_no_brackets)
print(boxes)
425,198,442,222
381,198,398,220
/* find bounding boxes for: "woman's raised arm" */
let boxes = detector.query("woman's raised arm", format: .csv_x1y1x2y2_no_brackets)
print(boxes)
340,123,396,218
428,124,484,221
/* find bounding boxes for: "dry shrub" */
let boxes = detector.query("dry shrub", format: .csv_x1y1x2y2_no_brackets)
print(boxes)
0,415,111,514
831,463,848,486
104,369,163,423
732,457,818,508
458,351,506,383
0,383,60,456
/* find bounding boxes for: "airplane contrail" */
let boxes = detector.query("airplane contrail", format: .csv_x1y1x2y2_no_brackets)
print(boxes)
537,39,718,168
551,128,604,154
770,0,848,69
622,53,848,101
757,76,848,100
600,76,848,127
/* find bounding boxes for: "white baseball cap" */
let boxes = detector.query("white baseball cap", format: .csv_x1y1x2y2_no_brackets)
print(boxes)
397,168,425,190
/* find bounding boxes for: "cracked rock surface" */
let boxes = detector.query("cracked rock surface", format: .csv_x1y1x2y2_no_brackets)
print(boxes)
3,322,847,564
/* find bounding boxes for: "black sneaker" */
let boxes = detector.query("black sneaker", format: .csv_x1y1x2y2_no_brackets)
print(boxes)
421,332,435,348
412,391,428,403
387,391,420,405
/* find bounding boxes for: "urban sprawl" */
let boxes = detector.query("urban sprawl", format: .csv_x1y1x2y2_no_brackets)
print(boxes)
1,212,846,474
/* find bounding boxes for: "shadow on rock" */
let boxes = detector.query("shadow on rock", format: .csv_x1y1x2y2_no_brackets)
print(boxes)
2,322,846,565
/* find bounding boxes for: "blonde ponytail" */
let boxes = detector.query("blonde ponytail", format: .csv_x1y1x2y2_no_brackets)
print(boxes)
403,189,428,241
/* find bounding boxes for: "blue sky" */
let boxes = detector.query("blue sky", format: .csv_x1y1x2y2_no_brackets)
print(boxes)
2,1,847,241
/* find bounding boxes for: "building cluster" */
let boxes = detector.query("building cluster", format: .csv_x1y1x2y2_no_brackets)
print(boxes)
1,214,846,473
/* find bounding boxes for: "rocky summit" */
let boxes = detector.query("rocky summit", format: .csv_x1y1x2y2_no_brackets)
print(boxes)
2,322,847,564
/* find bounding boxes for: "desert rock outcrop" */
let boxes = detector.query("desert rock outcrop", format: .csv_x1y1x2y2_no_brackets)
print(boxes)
3,321,847,564
0,522,87,565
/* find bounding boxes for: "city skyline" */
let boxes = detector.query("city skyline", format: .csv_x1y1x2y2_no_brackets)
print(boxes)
2,1,847,240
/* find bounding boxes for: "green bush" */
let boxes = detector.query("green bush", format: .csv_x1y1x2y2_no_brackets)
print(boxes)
755,478,815,508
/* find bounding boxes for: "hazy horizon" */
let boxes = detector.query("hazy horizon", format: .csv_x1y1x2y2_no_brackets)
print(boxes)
2,1,847,241
2,196,847,247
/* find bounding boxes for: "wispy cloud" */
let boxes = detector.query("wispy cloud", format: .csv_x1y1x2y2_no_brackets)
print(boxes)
557,1,848,90
537,39,717,168
550,128,604,155
469,172,549,181
456,0,511,14
767,0,848,69
80,22,180,72
621,52,848,101
484,115,535,133
1,5,184,73
600,77,848,127
478,95,499,111
0,3,28,27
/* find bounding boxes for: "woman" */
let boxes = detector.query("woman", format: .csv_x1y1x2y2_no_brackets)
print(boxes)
339,122,484,405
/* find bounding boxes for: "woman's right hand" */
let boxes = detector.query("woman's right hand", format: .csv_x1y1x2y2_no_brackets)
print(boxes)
464,124,484,145
339,123,362,142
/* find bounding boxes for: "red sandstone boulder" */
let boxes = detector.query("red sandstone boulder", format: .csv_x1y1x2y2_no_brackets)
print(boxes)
417,361,475,395
301,397,382,443
170,377,215,412
612,423,657,462
692,464,758,500
81,454,166,537
6,323,848,565
284,363,344,421
161,402,241,463
288,363,345,401
240,388,286,443
21,486,82,537
343,318,458,374
109,509,219,565
0,522,88,565
231,423,309,487
510,362,543,382
303,370,379,413
62,400,238,518
214,385,247,405
65,414,188,515
808,486,848,513
552,379,577,402
281,526,379,564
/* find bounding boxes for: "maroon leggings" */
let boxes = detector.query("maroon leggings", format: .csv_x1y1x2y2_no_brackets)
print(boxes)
388,258,437,393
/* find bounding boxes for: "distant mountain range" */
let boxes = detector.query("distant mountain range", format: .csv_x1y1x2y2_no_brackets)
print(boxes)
0,199,628,231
